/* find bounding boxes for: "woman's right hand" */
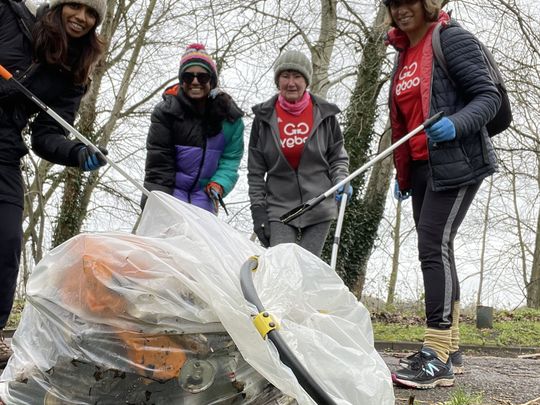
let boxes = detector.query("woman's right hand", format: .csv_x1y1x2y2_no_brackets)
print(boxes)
252,205,270,247
254,223,270,248
78,145,108,171
394,180,411,202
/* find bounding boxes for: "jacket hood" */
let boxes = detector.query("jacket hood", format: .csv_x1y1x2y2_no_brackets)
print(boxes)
164,83,180,97
23,0,37,16
160,84,196,118
385,10,451,51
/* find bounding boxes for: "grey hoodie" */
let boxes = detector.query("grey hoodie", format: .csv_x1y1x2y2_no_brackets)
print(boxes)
247,93,349,228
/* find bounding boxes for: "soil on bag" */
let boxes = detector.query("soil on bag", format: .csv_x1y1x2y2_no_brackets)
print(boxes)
1,340,539,405
385,350,540,405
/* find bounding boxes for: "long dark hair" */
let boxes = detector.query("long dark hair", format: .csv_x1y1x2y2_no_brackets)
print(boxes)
32,6,105,84
205,92,243,135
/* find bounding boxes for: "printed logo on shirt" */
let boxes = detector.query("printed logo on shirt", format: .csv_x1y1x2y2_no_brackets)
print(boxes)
281,122,309,148
396,62,420,96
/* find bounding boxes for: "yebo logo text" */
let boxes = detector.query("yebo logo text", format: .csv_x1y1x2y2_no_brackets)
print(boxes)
281,123,310,148
396,62,420,96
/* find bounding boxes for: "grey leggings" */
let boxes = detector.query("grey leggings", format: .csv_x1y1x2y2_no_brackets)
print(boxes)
269,221,332,257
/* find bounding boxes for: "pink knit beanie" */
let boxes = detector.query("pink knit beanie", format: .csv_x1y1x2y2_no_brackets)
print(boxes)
179,43,218,88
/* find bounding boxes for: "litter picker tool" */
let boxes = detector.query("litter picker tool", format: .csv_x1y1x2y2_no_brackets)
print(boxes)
240,257,337,405
330,183,349,271
0,64,149,197
280,112,444,224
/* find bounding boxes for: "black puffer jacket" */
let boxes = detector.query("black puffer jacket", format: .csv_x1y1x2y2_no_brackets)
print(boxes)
142,84,244,210
0,0,85,169
387,13,501,191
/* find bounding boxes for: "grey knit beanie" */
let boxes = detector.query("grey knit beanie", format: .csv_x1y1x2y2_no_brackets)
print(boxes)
49,0,106,25
273,50,313,86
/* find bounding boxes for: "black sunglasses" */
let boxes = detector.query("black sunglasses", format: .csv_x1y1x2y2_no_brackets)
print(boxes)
181,72,212,85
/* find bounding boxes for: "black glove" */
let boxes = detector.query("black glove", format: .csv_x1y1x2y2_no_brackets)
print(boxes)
78,145,108,171
251,205,270,248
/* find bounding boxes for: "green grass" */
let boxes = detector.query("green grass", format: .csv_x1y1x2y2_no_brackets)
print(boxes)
7,299,540,349
372,307,540,348
444,388,484,405
5,299,24,329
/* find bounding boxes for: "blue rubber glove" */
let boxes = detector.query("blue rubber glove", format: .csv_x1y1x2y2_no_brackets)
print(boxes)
78,145,108,171
336,184,353,202
425,117,456,143
394,180,411,202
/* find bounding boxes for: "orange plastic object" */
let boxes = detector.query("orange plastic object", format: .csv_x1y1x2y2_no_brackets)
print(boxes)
0,65,13,80
60,239,187,381
116,332,187,381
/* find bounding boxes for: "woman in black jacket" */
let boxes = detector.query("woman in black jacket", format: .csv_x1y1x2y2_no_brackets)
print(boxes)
385,0,500,390
0,0,107,365
143,44,244,215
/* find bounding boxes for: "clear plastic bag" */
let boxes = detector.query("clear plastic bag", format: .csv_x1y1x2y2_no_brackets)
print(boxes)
0,192,394,404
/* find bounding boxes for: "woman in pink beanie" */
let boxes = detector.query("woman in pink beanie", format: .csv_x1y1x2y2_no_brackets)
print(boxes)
142,43,244,215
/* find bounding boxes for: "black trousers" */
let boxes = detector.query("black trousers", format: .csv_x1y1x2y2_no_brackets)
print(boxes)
411,161,481,329
269,220,332,258
0,165,24,329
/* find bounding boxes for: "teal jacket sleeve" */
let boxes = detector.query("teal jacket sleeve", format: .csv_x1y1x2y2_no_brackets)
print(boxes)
210,118,245,196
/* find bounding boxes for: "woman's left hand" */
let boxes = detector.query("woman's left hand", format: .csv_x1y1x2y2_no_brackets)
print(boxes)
425,117,456,142
335,184,353,202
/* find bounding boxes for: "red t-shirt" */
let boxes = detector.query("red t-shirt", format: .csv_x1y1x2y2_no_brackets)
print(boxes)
276,101,313,170
394,36,430,161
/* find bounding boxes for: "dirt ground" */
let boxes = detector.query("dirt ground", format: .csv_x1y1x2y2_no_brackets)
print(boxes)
385,351,540,405
1,342,539,405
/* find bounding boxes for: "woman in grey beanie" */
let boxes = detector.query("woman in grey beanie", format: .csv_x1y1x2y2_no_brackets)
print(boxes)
0,0,107,368
247,50,352,257
49,0,106,25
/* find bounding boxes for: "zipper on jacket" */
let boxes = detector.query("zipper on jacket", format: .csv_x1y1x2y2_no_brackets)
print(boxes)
187,136,207,204
427,54,436,176
293,171,304,228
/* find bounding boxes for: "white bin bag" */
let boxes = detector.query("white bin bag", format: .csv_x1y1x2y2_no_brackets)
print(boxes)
0,191,394,404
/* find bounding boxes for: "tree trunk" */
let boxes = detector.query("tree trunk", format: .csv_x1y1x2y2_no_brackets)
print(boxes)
310,0,337,98
527,162,540,308
328,6,391,296
477,178,493,306
350,125,393,296
387,199,402,307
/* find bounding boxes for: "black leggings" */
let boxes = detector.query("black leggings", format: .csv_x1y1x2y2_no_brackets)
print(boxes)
411,162,481,329
0,202,23,329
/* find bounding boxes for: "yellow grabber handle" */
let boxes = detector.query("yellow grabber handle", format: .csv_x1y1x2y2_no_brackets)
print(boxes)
253,311,279,339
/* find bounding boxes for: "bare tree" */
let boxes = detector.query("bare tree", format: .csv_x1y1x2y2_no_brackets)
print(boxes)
15,0,540,311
